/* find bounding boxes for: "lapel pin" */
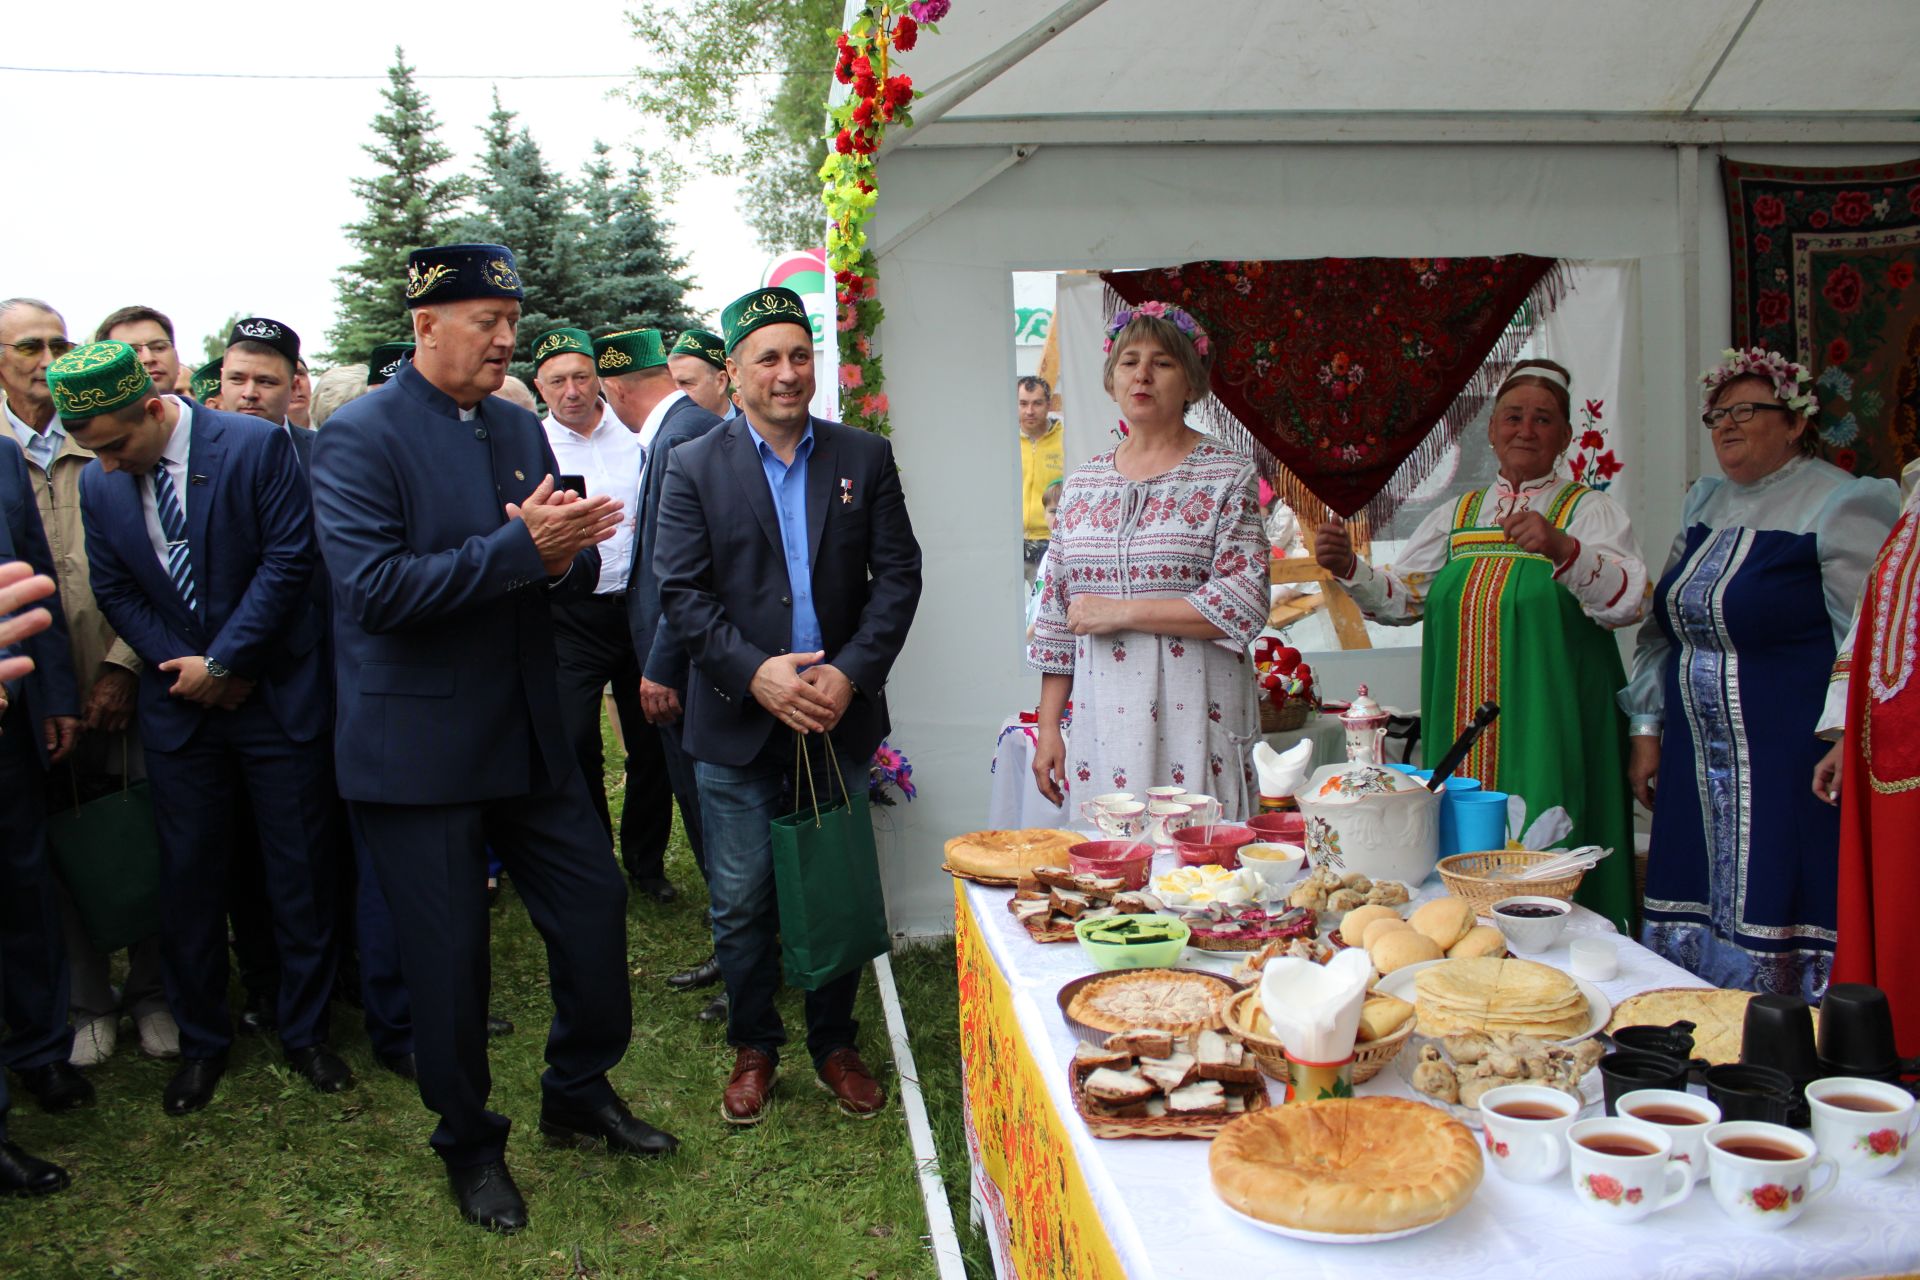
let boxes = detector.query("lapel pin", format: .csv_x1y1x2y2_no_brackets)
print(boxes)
840,478,853,505
191,474,208,485
514,469,525,480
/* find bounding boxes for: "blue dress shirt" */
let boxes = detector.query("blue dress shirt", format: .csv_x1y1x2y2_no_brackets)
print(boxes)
747,421,822,657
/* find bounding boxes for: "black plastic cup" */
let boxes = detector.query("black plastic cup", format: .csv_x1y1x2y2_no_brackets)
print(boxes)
1818,983,1899,1075
1611,1021,1697,1060
1599,1050,1694,1115
1705,1063,1796,1125
1741,994,1822,1083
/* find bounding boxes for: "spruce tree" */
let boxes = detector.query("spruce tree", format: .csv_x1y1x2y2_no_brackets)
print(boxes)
572,142,700,337
326,47,469,363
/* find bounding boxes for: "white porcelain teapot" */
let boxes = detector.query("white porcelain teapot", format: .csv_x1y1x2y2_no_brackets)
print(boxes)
1293,686,1440,884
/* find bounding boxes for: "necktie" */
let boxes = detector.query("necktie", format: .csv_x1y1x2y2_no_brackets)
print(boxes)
151,465,197,612
23,429,53,471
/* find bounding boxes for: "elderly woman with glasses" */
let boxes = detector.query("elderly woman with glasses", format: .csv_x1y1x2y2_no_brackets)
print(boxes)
1623,349,1899,999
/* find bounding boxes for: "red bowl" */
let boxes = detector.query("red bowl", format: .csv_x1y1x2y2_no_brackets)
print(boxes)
1247,811,1305,843
1170,824,1257,870
1068,840,1154,890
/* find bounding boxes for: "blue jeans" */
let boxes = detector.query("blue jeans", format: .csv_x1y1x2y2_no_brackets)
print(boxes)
696,736,863,1069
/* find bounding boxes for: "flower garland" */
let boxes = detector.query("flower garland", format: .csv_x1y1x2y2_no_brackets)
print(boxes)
1103,301,1213,356
1701,346,1819,417
822,0,948,435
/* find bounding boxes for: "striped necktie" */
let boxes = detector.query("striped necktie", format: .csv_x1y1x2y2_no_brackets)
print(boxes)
22,429,54,471
151,465,197,612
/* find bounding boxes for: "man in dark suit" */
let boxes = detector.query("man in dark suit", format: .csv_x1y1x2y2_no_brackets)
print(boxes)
655,286,922,1126
0,557,75,1196
0,440,90,1128
312,244,676,1235
54,339,346,1116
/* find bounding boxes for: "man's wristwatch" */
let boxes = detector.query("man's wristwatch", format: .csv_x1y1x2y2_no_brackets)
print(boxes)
205,659,232,680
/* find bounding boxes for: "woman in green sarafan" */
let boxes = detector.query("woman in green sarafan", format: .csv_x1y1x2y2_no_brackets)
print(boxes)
1313,359,1644,931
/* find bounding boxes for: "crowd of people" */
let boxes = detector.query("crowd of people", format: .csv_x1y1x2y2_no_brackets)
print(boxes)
1027,302,1918,1068
0,248,922,1233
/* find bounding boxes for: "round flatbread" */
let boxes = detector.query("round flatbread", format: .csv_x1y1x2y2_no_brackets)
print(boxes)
1607,987,1790,1065
1210,1098,1482,1235
1414,956,1588,1040
943,828,1082,881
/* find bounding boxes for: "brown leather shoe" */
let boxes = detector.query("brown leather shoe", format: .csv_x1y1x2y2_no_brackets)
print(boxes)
722,1048,777,1126
816,1047,886,1118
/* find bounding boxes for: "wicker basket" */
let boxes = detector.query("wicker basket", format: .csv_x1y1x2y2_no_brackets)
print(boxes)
1260,697,1313,734
1224,988,1414,1086
1068,1059,1271,1139
1436,850,1587,916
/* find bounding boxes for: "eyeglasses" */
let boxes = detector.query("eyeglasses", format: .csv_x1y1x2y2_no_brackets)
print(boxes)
1702,402,1791,428
127,340,174,357
4,338,75,359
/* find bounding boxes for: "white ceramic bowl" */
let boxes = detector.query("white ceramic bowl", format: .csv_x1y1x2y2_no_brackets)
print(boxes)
1489,895,1573,954
1237,842,1306,890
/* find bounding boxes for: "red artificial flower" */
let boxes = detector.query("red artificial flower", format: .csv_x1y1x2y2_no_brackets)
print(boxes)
851,55,872,78
1581,429,1605,450
893,14,918,50
1752,233,1772,256
884,74,914,108
1753,194,1787,227
1756,288,1792,329
1809,209,1831,229
1828,337,1852,364
835,58,853,85
1584,398,1604,421
1832,190,1873,227
853,99,875,126
852,131,877,155
1869,1128,1901,1156
1593,450,1624,481
1836,448,1859,472
854,73,878,99
834,129,854,155
1823,263,1864,314
1889,260,1915,290
1751,1183,1790,1212
834,269,851,284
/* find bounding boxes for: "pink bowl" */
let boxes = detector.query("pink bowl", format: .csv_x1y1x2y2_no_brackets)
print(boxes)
1068,840,1154,889
1247,811,1306,843
1171,824,1257,869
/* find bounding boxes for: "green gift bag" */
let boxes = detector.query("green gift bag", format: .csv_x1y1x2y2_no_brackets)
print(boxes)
45,769,163,954
771,733,890,991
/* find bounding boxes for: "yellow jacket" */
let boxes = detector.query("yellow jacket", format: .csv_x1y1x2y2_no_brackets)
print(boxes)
1019,420,1064,540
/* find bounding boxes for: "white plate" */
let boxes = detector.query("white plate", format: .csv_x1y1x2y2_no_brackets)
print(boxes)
1218,1197,1449,1245
1373,959,1612,1043
1391,1034,1603,1130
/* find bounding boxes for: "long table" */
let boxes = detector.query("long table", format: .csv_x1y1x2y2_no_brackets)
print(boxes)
955,863,1920,1280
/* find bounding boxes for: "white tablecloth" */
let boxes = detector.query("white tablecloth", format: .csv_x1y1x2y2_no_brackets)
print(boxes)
985,712,1352,829
961,858,1920,1280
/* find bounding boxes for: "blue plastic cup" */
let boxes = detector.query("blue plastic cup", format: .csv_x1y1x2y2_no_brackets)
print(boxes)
1450,790,1510,858
1386,764,1433,782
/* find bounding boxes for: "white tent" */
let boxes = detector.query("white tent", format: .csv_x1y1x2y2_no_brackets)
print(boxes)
859,0,1920,936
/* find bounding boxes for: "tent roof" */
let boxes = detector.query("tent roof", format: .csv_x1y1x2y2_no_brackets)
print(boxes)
890,0,1920,148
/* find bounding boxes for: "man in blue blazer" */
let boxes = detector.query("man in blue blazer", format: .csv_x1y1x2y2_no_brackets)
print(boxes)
0,439,90,1133
654,287,922,1127
312,244,676,1235
53,340,344,1118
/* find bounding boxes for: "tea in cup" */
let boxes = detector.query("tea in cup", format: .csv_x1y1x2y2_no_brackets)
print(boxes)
1616,1089,1721,1169
1806,1076,1917,1178
1478,1084,1581,1183
1705,1121,1836,1229
1566,1117,1696,1222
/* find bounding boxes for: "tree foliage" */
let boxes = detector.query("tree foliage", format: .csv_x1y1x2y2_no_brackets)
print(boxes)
625,0,840,251
573,142,702,337
326,48,471,364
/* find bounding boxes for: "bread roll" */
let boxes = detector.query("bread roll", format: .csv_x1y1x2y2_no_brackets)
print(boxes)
1341,904,1400,942
1447,925,1508,959
1410,896,1476,949
1370,929,1444,974
1362,917,1413,949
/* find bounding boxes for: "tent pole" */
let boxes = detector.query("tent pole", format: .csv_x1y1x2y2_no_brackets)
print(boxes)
878,0,1111,157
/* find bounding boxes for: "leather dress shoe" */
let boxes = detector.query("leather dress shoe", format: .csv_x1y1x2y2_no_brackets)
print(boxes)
486,1013,514,1038
722,1047,777,1125
237,992,277,1036
163,1055,229,1116
668,955,723,991
377,1051,417,1081
447,1160,527,1233
18,1061,95,1114
287,1045,354,1094
539,1099,679,1157
697,994,728,1023
0,1141,70,1197
632,876,679,904
816,1047,886,1118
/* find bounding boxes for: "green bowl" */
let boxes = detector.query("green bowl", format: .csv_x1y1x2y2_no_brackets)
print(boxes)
1073,915,1191,970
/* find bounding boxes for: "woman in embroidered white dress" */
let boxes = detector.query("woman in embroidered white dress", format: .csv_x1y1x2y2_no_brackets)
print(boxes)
1029,303,1268,817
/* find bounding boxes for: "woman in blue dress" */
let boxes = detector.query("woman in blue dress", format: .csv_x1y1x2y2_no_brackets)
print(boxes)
1623,349,1898,999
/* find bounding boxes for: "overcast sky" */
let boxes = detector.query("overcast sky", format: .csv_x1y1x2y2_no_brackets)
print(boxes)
0,1,775,362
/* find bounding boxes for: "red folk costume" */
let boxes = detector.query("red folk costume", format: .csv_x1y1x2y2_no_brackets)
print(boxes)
1825,462,1920,1059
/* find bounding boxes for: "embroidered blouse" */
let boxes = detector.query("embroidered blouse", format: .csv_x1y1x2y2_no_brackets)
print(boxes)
1817,460,1920,738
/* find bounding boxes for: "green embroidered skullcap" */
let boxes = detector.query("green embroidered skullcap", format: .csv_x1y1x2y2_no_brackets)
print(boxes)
190,358,223,402
531,327,594,373
366,341,413,386
720,287,810,353
592,328,667,374
47,341,154,421
669,328,726,369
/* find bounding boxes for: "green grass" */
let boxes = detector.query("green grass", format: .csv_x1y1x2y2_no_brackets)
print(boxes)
0,712,959,1280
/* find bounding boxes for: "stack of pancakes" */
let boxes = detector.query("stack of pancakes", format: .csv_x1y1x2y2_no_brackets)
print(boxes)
1413,956,1589,1040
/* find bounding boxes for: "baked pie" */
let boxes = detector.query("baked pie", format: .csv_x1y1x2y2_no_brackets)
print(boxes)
1606,987,1774,1065
944,828,1083,882
1065,969,1234,1038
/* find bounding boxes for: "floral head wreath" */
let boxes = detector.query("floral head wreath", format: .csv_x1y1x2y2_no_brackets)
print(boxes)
1104,301,1212,358
1701,347,1819,418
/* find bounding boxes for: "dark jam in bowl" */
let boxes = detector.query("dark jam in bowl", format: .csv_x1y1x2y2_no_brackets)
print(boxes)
1496,903,1569,920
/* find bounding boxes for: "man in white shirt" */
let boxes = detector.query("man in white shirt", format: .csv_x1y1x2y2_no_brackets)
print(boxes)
534,327,676,903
